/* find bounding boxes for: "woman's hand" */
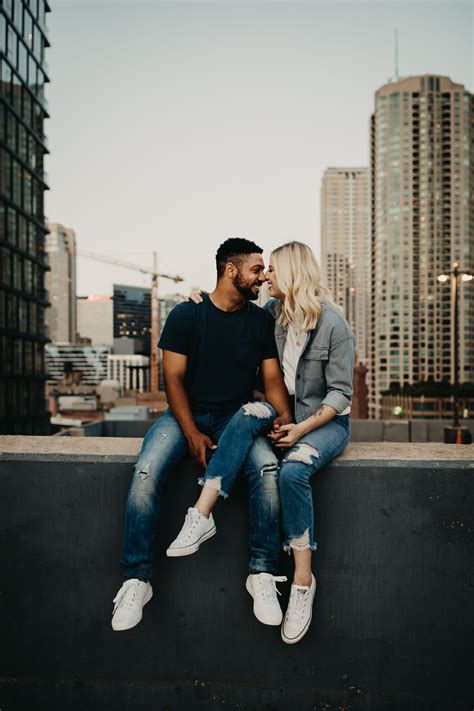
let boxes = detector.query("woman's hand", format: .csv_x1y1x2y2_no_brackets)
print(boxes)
187,290,207,304
268,422,305,448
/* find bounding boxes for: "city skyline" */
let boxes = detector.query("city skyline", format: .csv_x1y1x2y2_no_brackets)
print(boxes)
45,1,473,297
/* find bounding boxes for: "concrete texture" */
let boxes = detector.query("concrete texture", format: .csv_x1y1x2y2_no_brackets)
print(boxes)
1,436,474,463
0,438,473,710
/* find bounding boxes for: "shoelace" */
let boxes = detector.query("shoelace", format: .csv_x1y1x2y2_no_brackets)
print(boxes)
257,575,287,602
113,580,139,613
177,509,201,542
286,586,310,621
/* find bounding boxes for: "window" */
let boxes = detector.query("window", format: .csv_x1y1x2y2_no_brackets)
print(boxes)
7,25,16,66
18,41,27,80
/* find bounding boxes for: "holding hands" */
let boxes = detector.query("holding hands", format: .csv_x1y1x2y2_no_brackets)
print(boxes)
268,421,305,448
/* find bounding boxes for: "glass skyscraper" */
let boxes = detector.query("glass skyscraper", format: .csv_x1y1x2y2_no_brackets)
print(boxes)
0,0,51,433
369,75,474,418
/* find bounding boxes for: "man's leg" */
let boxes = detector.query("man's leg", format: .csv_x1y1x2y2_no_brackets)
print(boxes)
112,411,188,631
121,410,189,581
243,435,280,575
241,436,286,626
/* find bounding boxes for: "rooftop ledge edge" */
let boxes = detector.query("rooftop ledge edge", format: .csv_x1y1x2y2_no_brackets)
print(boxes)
0,437,473,465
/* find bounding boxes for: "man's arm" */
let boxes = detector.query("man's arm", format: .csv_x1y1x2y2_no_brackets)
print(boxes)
162,349,216,469
260,357,292,424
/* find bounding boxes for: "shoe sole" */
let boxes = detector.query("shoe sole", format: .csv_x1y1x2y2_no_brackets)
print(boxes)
281,578,316,644
112,586,153,632
245,578,282,626
166,524,216,557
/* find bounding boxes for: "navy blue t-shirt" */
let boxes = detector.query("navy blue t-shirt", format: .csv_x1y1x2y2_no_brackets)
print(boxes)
158,295,278,413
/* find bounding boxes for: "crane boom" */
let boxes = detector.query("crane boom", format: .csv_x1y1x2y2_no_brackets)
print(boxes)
77,249,183,283
77,249,184,393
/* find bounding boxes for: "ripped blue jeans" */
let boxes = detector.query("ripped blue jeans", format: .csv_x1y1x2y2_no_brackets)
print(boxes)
121,406,280,582
279,415,350,552
200,403,350,553
199,401,277,497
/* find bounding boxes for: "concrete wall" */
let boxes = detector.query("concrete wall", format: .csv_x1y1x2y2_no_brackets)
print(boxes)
0,438,473,711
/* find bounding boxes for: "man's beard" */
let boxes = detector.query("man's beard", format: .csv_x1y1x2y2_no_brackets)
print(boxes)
233,271,261,301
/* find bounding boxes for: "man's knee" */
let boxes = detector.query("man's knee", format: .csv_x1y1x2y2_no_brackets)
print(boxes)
257,461,279,491
130,460,157,497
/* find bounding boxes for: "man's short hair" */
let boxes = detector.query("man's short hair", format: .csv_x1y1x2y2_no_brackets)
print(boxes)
215,238,263,278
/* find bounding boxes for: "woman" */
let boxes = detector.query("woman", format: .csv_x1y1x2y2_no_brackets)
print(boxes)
168,241,354,644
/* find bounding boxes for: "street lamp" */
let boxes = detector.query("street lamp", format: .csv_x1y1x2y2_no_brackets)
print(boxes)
437,262,473,444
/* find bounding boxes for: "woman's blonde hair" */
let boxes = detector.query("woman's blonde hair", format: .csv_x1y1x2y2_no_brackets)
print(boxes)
270,241,339,331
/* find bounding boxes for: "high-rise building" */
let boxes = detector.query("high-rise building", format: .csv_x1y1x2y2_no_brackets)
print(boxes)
320,168,370,363
113,283,151,356
369,75,474,418
45,223,76,343
0,0,51,434
77,294,113,346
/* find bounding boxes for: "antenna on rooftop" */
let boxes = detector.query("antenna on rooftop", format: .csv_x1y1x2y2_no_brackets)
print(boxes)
394,28,399,81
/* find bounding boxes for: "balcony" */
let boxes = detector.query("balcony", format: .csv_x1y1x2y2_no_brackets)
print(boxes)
0,436,473,710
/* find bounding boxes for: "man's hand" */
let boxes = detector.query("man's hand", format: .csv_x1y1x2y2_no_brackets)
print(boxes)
186,430,217,469
268,412,293,442
268,422,305,448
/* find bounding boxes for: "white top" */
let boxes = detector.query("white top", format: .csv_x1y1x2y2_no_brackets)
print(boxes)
282,324,306,396
282,323,351,415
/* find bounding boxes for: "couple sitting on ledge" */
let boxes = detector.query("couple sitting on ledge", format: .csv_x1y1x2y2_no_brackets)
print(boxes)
111,237,355,645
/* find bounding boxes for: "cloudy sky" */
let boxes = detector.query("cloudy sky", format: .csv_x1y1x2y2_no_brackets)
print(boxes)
45,0,473,297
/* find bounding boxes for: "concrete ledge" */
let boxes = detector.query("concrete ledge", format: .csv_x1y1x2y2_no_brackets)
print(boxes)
1,435,473,463
0,438,473,710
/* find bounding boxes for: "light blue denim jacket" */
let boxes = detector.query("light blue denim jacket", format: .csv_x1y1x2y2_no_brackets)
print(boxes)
264,298,355,423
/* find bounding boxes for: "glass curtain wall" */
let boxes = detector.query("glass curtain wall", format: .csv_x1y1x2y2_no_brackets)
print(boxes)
0,0,51,433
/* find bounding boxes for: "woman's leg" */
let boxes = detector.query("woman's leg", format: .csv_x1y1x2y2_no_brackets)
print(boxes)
279,415,350,644
293,549,313,587
279,415,350,565
196,401,276,510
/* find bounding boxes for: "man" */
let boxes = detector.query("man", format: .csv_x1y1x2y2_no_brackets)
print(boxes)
112,238,291,631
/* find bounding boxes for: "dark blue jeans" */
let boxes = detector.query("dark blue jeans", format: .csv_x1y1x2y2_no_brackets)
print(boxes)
121,408,280,582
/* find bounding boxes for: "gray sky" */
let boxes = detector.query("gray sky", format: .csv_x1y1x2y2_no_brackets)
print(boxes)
45,0,473,297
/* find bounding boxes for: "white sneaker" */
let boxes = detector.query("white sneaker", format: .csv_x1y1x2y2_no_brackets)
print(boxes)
166,507,216,557
111,579,153,631
245,573,287,626
281,574,316,644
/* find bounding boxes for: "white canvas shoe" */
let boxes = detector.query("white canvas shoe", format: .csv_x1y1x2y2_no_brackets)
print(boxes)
166,507,216,557
281,574,316,644
245,573,287,626
111,579,153,631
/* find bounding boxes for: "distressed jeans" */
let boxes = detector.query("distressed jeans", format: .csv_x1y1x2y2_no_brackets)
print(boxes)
200,404,350,553
199,401,277,497
279,414,350,552
121,407,281,582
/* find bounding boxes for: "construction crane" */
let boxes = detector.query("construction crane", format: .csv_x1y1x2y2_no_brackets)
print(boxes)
78,249,184,392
